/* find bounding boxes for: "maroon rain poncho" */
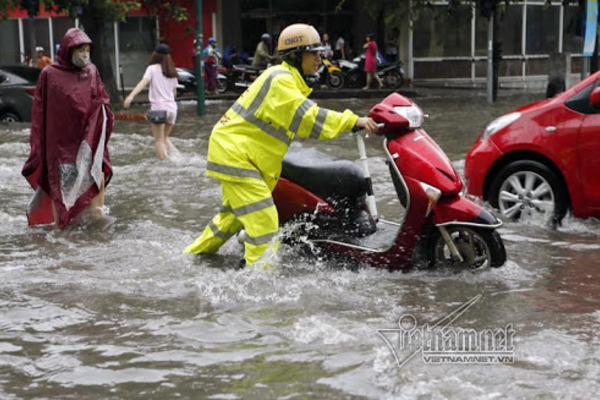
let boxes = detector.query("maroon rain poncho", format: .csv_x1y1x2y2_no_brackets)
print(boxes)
22,28,113,228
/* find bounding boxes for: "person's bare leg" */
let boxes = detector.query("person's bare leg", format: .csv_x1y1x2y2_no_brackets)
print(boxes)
363,72,372,90
86,177,106,220
89,177,105,208
52,200,59,227
151,123,167,160
164,123,179,155
375,72,384,89
51,177,105,227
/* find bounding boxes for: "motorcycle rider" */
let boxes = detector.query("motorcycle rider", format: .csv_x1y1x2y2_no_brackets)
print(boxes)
184,23,379,269
252,33,275,69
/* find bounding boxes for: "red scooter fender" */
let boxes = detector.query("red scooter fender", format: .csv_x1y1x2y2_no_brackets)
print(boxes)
431,195,502,228
272,177,336,223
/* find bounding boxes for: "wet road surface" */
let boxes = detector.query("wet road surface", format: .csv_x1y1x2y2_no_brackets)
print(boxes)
1,89,599,399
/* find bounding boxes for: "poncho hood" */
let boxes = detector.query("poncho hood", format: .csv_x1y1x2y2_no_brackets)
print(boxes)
56,27,93,69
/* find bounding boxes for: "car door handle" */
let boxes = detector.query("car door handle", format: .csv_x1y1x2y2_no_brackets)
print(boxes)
545,126,557,132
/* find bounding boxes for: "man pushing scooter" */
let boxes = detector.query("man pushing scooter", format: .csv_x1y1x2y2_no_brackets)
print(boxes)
184,23,379,269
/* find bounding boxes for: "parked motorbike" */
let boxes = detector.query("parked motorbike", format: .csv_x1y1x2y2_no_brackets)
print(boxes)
271,93,506,270
339,55,404,89
229,64,264,92
314,57,344,89
176,67,228,95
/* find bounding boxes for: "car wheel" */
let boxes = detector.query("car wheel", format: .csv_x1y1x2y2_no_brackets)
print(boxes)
488,160,568,225
0,111,21,123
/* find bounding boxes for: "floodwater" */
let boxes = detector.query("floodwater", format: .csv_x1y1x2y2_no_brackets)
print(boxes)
1,89,599,399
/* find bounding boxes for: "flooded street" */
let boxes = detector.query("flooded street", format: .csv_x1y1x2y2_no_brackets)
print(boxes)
1,89,599,399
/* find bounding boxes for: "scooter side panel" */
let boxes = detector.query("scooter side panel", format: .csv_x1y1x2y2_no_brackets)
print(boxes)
315,176,430,270
387,131,463,195
272,178,335,222
431,196,501,226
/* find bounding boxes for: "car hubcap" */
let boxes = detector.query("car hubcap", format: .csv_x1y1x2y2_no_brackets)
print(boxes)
498,171,554,220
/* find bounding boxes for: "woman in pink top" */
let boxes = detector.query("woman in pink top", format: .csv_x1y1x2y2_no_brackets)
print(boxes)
124,44,179,160
362,34,383,90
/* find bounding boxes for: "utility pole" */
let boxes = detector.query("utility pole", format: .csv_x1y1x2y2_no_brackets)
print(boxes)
195,0,205,116
24,0,39,65
479,0,496,104
486,13,493,104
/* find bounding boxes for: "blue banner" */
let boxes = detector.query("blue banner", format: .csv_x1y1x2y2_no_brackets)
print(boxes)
583,0,598,56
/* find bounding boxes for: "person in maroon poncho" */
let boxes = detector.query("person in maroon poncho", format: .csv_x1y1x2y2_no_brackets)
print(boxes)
22,28,114,229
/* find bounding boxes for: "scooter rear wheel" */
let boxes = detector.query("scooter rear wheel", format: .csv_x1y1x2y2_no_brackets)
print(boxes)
326,71,345,90
382,71,404,89
425,225,506,270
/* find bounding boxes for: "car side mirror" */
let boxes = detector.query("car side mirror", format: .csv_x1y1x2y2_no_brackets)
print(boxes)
590,87,600,108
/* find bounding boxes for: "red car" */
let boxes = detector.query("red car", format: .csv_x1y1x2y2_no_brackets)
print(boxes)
465,70,600,225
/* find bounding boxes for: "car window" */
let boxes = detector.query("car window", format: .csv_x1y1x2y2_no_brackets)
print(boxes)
565,79,600,114
0,70,29,87
0,74,7,84
0,66,40,84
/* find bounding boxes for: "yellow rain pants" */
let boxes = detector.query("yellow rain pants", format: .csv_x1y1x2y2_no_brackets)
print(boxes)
184,177,279,267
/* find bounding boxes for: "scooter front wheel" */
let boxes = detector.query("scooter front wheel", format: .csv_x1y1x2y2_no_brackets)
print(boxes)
426,226,506,270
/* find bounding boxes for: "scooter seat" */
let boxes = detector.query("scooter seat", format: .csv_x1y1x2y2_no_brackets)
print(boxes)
378,61,397,69
233,64,261,73
282,148,367,201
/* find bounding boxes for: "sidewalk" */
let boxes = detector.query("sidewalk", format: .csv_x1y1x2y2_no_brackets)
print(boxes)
174,86,418,102
127,83,541,107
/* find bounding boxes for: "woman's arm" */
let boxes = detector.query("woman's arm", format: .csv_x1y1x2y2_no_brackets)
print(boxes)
124,78,149,108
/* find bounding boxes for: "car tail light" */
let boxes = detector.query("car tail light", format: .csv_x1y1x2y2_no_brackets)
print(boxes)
25,88,36,96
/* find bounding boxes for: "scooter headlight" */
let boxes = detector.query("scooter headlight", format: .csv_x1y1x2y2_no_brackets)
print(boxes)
394,104,423,129
482,112,521,139
420,182,442,216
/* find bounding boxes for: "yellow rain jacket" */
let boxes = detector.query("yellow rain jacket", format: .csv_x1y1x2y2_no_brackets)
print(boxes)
206,61,359,186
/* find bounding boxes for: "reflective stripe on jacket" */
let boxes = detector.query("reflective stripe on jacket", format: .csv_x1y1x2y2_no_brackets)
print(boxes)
206,61,359,184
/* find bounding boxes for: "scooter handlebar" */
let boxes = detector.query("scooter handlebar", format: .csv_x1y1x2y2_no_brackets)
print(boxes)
351,122,385,134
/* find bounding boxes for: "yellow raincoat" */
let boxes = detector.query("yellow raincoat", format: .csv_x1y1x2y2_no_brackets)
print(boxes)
185,61,359,267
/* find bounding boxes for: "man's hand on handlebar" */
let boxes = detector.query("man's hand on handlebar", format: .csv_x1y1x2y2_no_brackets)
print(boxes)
355,117,379,134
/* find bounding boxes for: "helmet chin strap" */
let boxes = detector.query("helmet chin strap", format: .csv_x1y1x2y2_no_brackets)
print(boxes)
286,53,311,81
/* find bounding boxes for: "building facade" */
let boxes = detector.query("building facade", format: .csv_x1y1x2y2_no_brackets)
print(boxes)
0,0,218,89
0,0,589,89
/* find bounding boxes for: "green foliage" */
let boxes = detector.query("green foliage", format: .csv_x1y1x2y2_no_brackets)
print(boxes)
0,0,190,22
44,0,142,22
149,0,189,22
0,0,24,18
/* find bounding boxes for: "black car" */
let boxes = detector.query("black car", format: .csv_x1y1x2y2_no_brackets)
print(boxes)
0,66,40,122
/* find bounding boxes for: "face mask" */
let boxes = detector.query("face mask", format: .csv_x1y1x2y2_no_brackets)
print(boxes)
71,53,90,68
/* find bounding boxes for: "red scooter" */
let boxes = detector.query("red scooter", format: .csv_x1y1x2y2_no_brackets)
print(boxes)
272,93,506,270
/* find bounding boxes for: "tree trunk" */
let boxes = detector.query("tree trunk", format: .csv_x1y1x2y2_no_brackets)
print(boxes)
81,9,120,104
376,9,385,59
